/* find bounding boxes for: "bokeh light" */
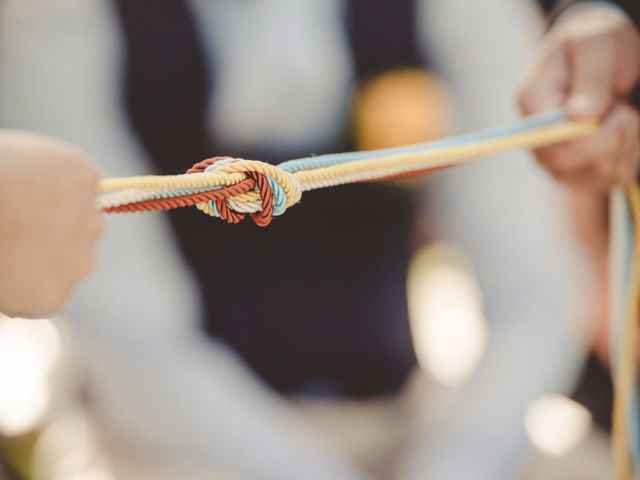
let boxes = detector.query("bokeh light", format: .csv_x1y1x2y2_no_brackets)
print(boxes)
407,243,488,385
0,317,61,435
525,394,592,456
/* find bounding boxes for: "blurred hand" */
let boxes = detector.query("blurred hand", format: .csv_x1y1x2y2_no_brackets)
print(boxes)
518,5,640,191
0,131,103,317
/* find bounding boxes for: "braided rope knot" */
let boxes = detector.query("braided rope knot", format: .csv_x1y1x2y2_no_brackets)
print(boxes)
186,157,301,227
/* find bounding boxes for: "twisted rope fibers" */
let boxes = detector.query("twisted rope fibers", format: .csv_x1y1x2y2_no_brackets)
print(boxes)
98,111,596,225
97,111,640,477
611,187,640,480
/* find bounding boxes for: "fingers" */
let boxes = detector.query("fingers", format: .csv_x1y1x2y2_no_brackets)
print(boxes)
517,47,568,116
534,102,640,191
0,130,105,318
517,7,640,190
518,18,632,120
566,31,617,118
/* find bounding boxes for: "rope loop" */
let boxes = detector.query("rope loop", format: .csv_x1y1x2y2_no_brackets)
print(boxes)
187,156,301,226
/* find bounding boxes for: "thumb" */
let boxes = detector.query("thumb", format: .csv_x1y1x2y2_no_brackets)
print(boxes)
566,34,617,119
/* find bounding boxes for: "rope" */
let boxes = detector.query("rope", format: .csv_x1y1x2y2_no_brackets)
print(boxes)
611,186,640,480
98,111,596,225
97,110,640,477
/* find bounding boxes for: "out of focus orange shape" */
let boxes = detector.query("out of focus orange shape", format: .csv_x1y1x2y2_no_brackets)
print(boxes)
353,68,454,151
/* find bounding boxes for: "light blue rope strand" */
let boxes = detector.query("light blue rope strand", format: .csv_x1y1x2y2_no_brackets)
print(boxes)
278,111,567,173
130,111,567,212
625,206,640,466
267,177,287,216
613,199,635,361
630,389,640,467
613,196,640,469
207,200,220,217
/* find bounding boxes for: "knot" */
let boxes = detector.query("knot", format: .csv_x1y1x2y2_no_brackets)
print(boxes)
186,156,301,227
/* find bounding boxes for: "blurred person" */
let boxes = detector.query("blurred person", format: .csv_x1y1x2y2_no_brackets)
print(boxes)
519,1,640,363
0,1,441,479
0,2,606,480
516,4,640,479
395,1,593,479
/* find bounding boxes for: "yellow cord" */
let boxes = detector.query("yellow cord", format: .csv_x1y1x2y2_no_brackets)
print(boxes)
98,119,597,196
613,186,640,480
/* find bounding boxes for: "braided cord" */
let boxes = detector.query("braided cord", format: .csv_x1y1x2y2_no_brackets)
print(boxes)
278,110,569,172
97,112,597,224
295,119,596,190
611,186,640,480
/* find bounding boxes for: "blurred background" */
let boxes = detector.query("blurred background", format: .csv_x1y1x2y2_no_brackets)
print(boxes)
0,0,615,479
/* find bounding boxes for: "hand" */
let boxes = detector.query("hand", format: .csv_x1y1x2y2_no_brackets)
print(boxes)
0,130,103,317
517,5,640,191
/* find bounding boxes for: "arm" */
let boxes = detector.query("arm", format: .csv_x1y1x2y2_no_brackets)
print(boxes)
0,130,102,317
520,1,639,359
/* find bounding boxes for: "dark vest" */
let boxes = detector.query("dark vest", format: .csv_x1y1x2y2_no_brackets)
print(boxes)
113,0,423,398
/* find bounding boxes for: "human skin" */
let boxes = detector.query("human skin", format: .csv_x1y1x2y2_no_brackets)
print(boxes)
518,4,640,191
0,130,103,317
